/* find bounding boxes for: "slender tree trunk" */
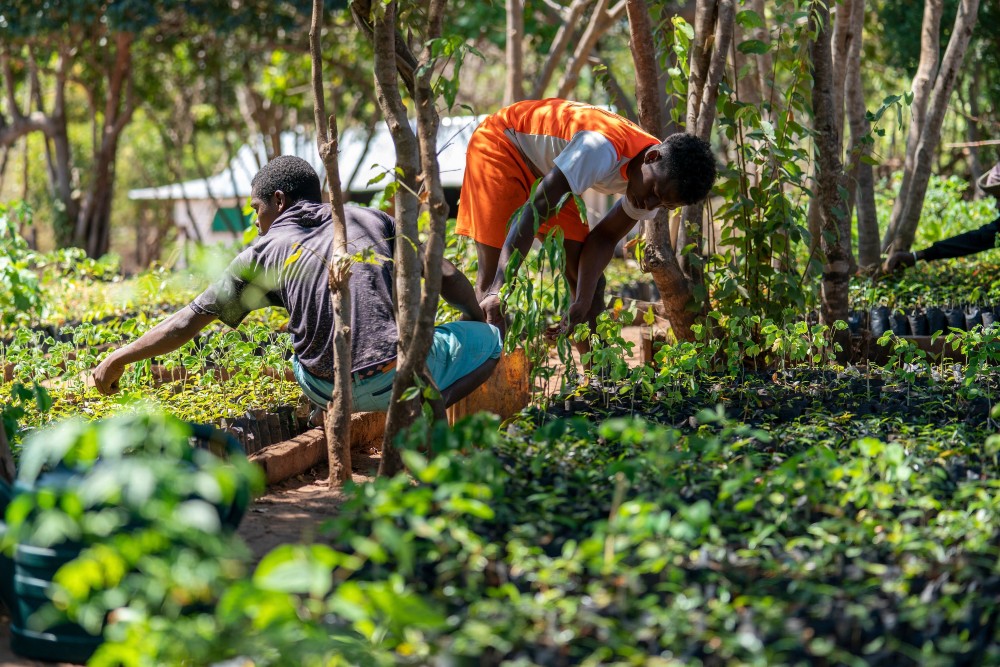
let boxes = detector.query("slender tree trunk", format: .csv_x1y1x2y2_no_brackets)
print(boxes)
626,0,665,138
410,0,450,425
886,0,980,252
845,0,879,268
749,0,776,121
679,0,733,283
966,64,983,193
627,0,697,341
881,0,943,251
310,0,353,486
810,0,853,333
532,0,590,98
73,34,134,256
830,0,853,134
505,0,524,105
556,0,629,98
365,0,424,476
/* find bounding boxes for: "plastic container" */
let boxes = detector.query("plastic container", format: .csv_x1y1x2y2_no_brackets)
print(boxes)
965,305,984,331
945,306,966,332
870,306,891,337
926,306,946,335
889,311,911,336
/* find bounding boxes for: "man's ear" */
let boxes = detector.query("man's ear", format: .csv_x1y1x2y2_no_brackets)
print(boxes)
273,190,288,212
643,147,663,164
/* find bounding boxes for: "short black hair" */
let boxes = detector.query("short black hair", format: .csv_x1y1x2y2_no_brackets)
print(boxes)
654,133,717,204
251,155,323,204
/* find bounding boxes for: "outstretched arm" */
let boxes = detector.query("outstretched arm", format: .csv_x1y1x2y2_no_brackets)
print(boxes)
92,306,218,394
440,257,485,322
479,166,574,329
567,201,638,326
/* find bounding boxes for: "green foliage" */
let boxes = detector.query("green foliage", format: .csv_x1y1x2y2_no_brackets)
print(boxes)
1,410,262,658
0,202,43,327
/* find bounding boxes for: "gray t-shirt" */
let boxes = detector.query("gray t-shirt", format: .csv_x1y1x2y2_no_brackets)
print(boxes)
190,201,398,380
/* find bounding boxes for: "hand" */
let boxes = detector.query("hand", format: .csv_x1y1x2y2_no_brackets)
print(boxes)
92,355,126,395
882,251,917,275
479,293,506,338
545,300,591,342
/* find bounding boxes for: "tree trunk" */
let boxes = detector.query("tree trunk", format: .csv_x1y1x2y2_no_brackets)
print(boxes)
410,0,450,426
881,0,943,251
886,0,980,252
626,0,666,138
749,0,776,119
965,64,983,194
532,0,591,98
365,0,425,477
505,0,524,105
555,0,629,98
74,33,135,258
310,0,353,487
679,0,733,284
627,0,697,342
809,0,853,332
830,0,853,134
845,0,879,269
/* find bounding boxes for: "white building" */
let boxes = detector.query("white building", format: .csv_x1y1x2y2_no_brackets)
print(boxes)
129,116,612,246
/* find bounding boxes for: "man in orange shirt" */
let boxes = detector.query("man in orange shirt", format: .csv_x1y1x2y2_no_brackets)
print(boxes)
457,98,717,338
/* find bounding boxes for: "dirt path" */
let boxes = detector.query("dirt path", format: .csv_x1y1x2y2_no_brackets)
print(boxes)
238,450,380,564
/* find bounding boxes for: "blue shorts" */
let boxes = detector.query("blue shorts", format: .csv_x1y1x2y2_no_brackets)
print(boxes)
292,321,503,412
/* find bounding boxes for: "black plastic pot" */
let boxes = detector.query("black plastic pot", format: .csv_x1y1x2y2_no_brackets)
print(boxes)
847,310,865,335
983,306,998,329
907,309,929,336
926,306,946,335
870,306,891,337
966,305,984,331
890,311,911,336
945,306,966,331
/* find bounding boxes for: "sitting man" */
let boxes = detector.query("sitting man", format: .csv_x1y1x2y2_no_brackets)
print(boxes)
884,161,1000,273
93,155,501,412
457,98,717,336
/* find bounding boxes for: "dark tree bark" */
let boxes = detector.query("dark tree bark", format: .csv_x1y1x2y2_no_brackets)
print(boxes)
809,0,854,332
628,0,697,341
844,0,879,269
310,0,353,486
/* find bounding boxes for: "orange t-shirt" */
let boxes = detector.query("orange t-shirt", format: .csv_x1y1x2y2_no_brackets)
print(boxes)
489,99,660,220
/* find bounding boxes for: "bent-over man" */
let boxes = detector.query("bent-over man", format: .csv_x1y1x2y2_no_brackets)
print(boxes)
93,156,502,411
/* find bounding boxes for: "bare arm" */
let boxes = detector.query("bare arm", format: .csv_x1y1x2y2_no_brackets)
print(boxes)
570,201,638,322
479,166,574,333
440,257,485,322
486,166,574,294
92,305,218,394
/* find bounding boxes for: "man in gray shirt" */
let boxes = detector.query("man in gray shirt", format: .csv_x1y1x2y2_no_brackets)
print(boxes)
93,156,501,412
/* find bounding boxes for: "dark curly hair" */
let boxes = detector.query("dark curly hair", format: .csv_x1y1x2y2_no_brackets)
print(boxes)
653,133,717,205
251,155,323,204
